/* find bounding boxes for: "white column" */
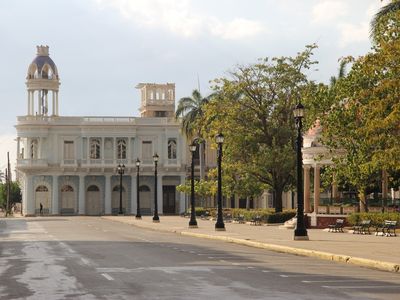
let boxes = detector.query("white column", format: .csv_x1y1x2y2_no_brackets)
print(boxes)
157,174,163,214
56,91,59,115
38,90,42,115
27,91,31,115
314,165,320,213
131,174,137,214
45,92,48,115
179,175,186,213
105,175,111,214
79,175,85,215
52,91,55,116
113,138,116,162
304,165,311,213
17,137,20,159
25,175,35,216
52,175,59,215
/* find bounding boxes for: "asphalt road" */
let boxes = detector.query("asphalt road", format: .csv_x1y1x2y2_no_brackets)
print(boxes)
0,216,399,300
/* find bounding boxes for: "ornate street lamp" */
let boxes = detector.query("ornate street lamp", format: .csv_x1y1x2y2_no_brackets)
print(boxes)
135,158,142,219
215,133,225,231
153,153,160,222
117,163,125,215
189,141,198,228
293,102,309,240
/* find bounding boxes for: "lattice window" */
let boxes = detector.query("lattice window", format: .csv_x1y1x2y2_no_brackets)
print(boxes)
36,185,48,192
90,138,101,159
168,139,177,159
117,139,127,159
61,185,74,192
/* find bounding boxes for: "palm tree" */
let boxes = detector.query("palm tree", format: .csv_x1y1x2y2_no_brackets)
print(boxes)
329,59,348,87
175,89,213,180
370,0,400,44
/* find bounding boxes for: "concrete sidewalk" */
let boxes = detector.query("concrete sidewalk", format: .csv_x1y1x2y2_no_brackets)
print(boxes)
102,215,400,273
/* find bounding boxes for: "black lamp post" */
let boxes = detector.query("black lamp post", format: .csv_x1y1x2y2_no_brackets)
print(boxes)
153,153,160,222
135,158,142,219
215,133,226,231
293,102,309,240
189,142,198,228
117,163,125,215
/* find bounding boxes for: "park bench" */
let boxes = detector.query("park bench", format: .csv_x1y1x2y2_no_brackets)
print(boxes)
250,215,262,226
235,214,245,224
375,220,397,237
200,211,211,220
224,213,233,223
352,219,371,234
328,219,345,232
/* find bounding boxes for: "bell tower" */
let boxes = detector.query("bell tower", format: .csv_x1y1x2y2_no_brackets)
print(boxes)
26,45,60,116
136,83,175,117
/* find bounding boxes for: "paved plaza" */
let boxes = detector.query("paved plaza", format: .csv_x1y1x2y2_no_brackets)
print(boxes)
103,215,400,273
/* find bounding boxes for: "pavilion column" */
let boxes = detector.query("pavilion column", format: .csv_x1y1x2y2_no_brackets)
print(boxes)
79,175,85,215
313,165,321,213
105,174,111,215
304,165,311,213
52,175,59,215
52,91,56,116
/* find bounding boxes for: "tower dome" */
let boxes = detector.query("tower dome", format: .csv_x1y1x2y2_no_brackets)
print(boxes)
26,45,60,116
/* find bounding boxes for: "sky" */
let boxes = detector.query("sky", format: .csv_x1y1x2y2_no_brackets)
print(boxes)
0,0,389,172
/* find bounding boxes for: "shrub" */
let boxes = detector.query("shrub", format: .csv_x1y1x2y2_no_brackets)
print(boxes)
347,212,400,226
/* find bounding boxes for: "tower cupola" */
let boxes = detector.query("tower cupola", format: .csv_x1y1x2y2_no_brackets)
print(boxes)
26,45,60,116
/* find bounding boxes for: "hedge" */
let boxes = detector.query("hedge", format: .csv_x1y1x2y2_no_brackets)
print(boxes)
347,212,400,226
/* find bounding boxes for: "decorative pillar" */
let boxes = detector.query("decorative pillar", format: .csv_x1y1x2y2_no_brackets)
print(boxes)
52,91,55,116
157,174,163,215
313,165,320,213
180,175,186,214
38,90,42,115
27,91,31,115
56,91,59,115
105,174,111,214
304,165,311,212
25,175,34,216
52,175,59,215
131,174,137,214
17,137,20,159
79,175,85,215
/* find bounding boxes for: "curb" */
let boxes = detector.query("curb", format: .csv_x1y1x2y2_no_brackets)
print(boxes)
102,217,400,273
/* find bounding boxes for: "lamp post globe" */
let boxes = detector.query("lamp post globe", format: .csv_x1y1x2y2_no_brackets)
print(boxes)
293,102,309,240
117,164,125,215
215,133,226,231
153,153,160,222
135,158,142,219
189,141,198,228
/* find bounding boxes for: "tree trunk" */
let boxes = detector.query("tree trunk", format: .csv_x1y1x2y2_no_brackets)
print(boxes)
359,192,368,212
275,188,283,213
246,196,250,210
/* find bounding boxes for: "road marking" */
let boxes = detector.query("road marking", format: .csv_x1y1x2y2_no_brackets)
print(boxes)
303,280,367,283
219,260,226,263
232,263,241,266
247,266,255,269
80,258,91,266
101,273,114,281
322,285,400,289
261,270,270,273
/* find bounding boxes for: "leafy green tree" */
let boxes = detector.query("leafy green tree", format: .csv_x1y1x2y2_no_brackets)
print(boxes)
370,0,400,45
0,182,22,210
205,45,318,212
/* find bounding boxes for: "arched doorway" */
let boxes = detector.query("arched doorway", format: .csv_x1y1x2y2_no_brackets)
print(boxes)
86,185,101,215
139,185,151,215
35,185,50,215
61,185,76,215
112,185,127,214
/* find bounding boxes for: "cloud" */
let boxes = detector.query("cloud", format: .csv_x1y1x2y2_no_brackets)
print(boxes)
338,22,369,48
94,0,266,39
312,0,348,24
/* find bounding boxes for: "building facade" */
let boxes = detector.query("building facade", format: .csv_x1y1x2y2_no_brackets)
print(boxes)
16,46,187,216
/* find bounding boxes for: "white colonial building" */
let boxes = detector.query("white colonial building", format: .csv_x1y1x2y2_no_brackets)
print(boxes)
16,46,187,216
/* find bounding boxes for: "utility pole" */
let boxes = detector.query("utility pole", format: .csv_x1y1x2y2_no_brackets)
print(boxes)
6,152,11,216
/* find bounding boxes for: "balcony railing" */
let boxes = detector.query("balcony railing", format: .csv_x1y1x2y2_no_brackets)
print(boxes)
17,159,48,167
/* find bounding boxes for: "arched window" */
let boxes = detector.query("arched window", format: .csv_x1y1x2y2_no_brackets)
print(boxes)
87,185,100,192
112,186,125,192
31,139,38,159
36,185,48,192
139,185,150,192
168,139,177,159
90,138,101,159
61,185,74,192
117,139,127,159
